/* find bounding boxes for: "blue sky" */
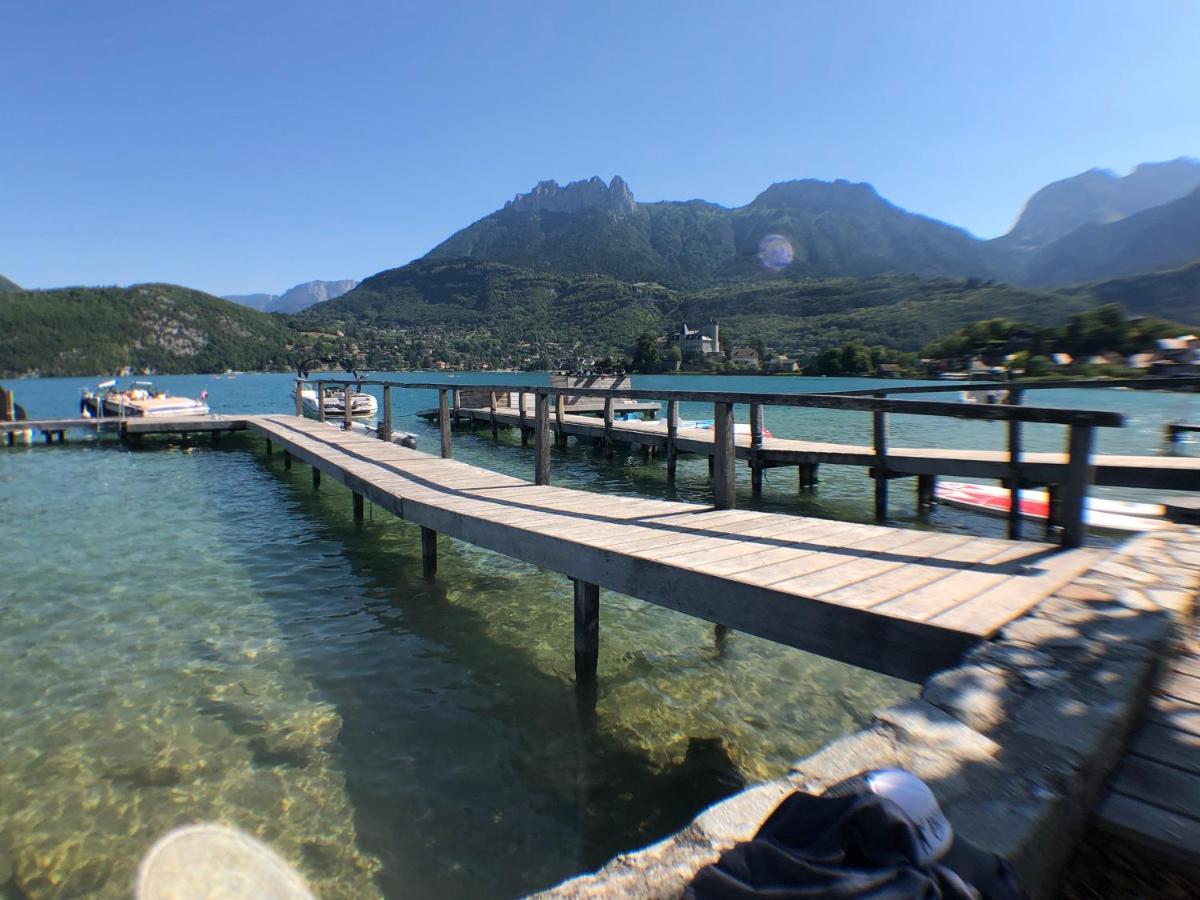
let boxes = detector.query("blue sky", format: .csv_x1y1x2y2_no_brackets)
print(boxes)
2,0,1197,295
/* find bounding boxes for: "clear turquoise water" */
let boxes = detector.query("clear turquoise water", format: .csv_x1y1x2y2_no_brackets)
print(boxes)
1,373,1196,898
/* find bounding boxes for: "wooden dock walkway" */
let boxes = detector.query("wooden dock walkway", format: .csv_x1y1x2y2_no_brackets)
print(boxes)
0,415,247,444
1095,620,1200,869
430,403,1200,492
243,413,1103,682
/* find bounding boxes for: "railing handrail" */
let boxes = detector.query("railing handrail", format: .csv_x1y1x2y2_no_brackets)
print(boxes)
305,377,1124,428
829,375,1200,397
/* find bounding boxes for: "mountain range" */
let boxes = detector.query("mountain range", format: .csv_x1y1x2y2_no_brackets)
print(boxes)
224,279,357,313
423,161,1200,290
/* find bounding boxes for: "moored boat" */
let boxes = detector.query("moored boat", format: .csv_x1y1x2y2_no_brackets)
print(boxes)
936,480,1166,533
291,384,378,421
81,380,210,418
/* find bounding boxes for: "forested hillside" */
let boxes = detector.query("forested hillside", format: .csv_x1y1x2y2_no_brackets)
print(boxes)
0,284,296,377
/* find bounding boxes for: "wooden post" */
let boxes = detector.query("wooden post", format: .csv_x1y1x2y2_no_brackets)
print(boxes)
666,400,678,483
284,450,292,470
749,402,764,496
452,389,461,422
490,392,499,439
317,381,326,422
265,438,273,456
573,579,600,684
421,527,437,577
713,402,735,509
872,397,888,523
294,379,304,417
353,491,364,520
518,391,528,447
380,385,392,441
916,474,936,510
1045,485,1061,539
555,393,566,447
343,383,354,430
534,391,550,485
603,396,614,458
1060,424,1095,549
1006,389,1024,540
312,466,321,489
438,389,451,459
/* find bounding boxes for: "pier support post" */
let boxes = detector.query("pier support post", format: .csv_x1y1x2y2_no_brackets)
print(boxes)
381,385,392,442
666,400,678,483
490,392,499,439
421,527,437,578
713,402,735,510
603,397,614,458
555,394,566,448
534,392,550,486
518,392,528,447
318,382,326,422
312,466,321,489
284,450,292,470
353,492,364,520
294,379,304,417
439,389,452,459
872,398,888,522
343,383,354,430
916,474,936,511
1060,424,1095,549
573,579,600,684
265,438,273,457
749,402,764,496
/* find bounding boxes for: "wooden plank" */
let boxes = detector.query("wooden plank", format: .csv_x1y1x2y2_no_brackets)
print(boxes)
1160,670,1200,705
1148,695,1200,737
1094,791,1200,869
1128,721,1200,774
1107,755,1200,820
1174,655,1200,681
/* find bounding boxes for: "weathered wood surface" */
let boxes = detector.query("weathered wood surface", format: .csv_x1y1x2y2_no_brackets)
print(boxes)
0,416,247,435
419,404,1200,491
244,414,1103,682
1096,622,1200,868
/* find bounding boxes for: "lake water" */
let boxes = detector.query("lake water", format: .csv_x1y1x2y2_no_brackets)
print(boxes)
1,372,1196,898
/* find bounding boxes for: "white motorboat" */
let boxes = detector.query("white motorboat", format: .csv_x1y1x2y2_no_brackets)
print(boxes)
292,384,378,421
81,380,209,418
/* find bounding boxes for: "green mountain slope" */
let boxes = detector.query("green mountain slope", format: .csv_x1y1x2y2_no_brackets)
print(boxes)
0,284,296,377
0,274,20,292
1070,258,1200,326
424,177,1006,287
302,260,1117,367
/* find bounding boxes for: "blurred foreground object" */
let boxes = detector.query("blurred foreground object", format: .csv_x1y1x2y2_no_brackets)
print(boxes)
137,823,315,899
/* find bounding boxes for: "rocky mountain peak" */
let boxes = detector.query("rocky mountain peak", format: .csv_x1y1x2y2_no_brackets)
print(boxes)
504,175,637,215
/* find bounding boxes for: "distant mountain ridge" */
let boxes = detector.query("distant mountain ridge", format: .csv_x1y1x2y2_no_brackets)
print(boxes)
998,157,1200,252
0,274,19,292
224,279,357,313
423,161,1200,289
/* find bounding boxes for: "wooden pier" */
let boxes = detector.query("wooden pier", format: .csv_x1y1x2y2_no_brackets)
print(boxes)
245,413,1103,682
1095,617,1200,868
0,415,247,444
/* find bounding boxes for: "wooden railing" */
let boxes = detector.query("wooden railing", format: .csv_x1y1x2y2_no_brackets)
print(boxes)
299,377,1125,548
831,375,1200,397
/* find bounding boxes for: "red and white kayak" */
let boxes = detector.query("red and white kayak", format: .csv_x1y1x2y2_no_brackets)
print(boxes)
936,481,1166,534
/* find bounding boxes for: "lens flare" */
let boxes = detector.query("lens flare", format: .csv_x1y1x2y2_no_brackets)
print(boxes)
756,233,794,271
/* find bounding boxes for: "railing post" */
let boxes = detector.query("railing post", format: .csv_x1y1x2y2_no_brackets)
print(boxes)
603,396,614,458
343,382,354,430
534,391,550,485
438,389,451,459
872,394,888,523
317,381,326,422
666,400,679,483
749,402,764,496
1060,424,1095,548
294,379,304,417
490,391,499,439
916,473,935,510
518,391,528,447
1006,388,1024,539
380,385,392,441
452,389,461,423
713,401,735,509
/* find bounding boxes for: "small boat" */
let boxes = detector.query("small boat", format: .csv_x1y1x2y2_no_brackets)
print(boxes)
325,418,417,449
81,380,209,418
292,384,378,421
936,480,1166,533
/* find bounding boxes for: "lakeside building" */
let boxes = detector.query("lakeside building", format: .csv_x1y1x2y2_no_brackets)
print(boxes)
667,322,721,359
